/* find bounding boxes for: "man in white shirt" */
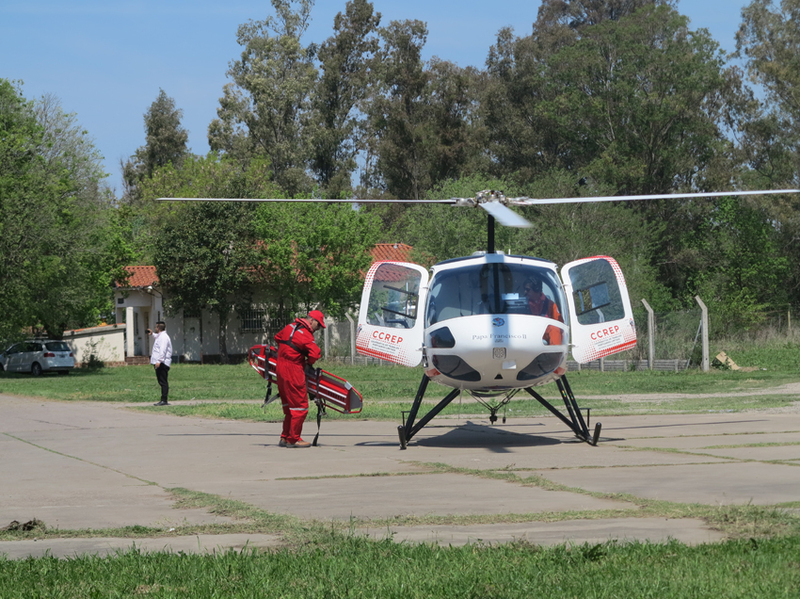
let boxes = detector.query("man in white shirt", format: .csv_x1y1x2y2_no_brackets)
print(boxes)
148,321,173,406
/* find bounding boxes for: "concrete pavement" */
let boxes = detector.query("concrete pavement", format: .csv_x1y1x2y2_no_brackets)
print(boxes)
1,394,798,558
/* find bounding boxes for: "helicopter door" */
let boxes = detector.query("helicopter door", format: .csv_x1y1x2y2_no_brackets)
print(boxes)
356,262,429,367
561,256,637,364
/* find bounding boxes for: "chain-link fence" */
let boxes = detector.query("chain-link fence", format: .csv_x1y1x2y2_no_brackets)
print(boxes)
317,303,800,370
594,302,800,371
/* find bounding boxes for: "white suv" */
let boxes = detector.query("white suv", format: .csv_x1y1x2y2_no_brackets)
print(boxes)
0,340,75,375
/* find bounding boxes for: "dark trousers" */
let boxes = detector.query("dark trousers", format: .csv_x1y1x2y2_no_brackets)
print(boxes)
155,364,170,401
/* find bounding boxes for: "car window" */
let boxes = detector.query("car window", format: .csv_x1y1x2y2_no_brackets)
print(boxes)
45,341,70,352
28,342,43,352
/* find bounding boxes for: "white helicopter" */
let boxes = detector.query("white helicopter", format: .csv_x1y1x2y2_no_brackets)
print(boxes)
162,187,799,448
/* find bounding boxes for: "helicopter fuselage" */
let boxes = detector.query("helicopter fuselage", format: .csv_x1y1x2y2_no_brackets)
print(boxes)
420,253,570,392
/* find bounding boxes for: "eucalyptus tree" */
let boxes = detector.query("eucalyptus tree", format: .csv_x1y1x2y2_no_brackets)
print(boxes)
483,0,725,193
311,0,381,198
363,19,431,199
482,2,745,306
363,20,483,202
122,89,189,204
209,0,318,197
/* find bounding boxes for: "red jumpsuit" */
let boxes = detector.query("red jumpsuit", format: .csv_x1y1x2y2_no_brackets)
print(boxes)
275,318,321,444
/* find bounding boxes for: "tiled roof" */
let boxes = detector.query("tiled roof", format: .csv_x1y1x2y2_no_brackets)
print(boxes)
370,243,413,263
118,244,413,290
118,265,159,288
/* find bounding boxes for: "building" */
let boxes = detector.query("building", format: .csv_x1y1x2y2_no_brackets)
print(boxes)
113,244,414,364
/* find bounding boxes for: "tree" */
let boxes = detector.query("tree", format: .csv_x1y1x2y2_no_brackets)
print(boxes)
364,19,431,199
122,89,189,203
535,0,675,31
735,0,800,305
311,0,381,198
0,81,129,340
481,2,748,313
142,154,278,362
397,174,523,262
363,21,483,202
253,202,381,320
548,5,728,194
209,0,317,197
737,0,800,153
684,196,789,331
483,2,728,193
0,80,46,340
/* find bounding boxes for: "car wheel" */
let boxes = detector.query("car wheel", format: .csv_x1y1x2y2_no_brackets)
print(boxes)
31,362,43,376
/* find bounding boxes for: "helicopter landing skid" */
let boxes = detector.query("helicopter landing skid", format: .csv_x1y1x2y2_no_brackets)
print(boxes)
524,376,601,445
398,375,461,449
397,373,600,448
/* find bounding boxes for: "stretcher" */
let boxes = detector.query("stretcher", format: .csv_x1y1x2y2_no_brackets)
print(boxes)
248,344,363,414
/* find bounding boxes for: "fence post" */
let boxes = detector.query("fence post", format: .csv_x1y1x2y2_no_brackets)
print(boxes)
345,312,356,365
641,299,655,370
695,296,709,372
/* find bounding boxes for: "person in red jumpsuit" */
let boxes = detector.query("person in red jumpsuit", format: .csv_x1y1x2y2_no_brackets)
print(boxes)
275,309,325,448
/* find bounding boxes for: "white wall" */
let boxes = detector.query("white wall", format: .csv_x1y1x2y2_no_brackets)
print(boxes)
62,324,126,365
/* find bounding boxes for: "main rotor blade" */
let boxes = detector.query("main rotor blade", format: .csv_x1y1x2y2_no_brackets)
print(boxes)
479,201,532,228
506,188,800,206
156,197,456,204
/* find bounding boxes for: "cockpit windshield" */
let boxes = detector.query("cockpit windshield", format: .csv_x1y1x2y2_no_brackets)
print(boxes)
425,262,566,327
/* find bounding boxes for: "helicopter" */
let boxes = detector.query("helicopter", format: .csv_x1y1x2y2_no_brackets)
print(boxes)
161,187,800,448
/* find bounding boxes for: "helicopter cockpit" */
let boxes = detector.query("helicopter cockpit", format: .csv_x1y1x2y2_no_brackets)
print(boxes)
425,261,567,327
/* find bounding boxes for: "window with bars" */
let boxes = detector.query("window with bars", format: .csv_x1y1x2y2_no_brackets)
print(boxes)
239,308,267,333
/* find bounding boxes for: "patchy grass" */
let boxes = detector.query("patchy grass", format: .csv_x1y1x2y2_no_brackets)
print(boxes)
1,534,799,598
1,357,800,405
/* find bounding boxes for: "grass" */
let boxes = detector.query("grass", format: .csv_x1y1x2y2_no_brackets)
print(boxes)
3,360,798,425
0,535,799,598
1,356,798,412
1,476,798,598
1,353,798,428
2,484,799,596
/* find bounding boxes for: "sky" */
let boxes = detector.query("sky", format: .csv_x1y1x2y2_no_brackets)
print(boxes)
2,0,755,194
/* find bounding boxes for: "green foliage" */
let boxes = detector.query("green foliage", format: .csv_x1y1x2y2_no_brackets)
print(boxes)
141,154,279,361
1,534,799,597
364,22,483,200
122,88,189,203
311,0,381,198
685,196,789,332
0,80,128,339
735,0,800,308
395,174,523,262
253,202,381,318
0,80,47,340
546,4,728,194
154,201,259,362
209,0,318,197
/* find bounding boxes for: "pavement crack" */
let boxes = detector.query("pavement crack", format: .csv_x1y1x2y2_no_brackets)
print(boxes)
2,432,158,487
